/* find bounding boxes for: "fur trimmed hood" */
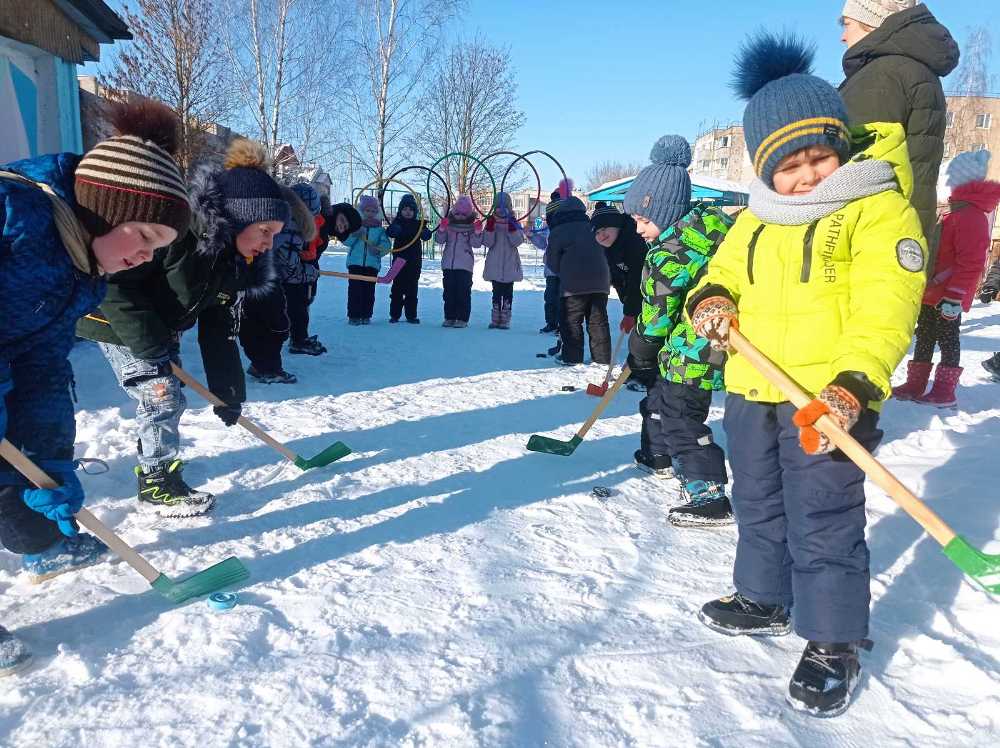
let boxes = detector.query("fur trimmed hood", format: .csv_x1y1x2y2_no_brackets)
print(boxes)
279,186,318,242
187,163,278,300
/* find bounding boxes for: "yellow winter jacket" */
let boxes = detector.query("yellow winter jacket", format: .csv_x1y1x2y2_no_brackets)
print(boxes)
688,123,927,407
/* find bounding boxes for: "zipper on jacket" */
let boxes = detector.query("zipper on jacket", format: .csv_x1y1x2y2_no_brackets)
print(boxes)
800,221,818,283
747,225,765,284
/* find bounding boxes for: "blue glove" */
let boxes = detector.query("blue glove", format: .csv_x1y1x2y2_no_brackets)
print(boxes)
22,472,84,537
386,222,402,239
0,364,11,444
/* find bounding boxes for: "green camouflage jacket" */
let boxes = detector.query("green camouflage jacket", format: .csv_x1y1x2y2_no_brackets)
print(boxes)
637,205,734,391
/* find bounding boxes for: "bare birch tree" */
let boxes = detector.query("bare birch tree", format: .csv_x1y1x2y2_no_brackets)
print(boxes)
341,0,456,186
102,0,231,175
410,36,526,198
224,0,346,168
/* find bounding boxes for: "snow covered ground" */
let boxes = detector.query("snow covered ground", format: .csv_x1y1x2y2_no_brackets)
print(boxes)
1,249,999,747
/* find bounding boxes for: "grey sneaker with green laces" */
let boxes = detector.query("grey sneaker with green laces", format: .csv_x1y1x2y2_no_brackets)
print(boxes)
136,460,215,518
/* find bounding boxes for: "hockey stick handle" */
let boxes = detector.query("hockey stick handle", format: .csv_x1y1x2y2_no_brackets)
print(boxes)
0,440,162,583
170,364,299,464
602,330,627,387
319,271,379,283
728,329,957,547
577,366,631,440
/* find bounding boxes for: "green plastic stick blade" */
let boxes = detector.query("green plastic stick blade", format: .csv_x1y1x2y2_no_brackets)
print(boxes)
943,536,1000,594
150,556,250,604
526,434,583,456
293,441,352,471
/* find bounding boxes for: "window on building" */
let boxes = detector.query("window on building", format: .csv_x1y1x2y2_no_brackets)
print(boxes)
976,113,992,130
700,160,711,170
715,136,730,148
946,111,955,128
973,143,988,152
718,158,729,169
943,143,951,158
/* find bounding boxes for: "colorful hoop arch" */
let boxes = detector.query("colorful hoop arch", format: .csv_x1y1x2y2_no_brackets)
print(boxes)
427,152,498,221
354,176,426,255
505,150,569,206
473,151,542,223
382,165,453,233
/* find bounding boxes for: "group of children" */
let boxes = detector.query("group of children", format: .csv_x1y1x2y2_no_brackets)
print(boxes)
3,20,999,720
590,26,998,717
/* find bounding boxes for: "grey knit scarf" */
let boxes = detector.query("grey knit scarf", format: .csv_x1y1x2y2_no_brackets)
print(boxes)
748,159,898,226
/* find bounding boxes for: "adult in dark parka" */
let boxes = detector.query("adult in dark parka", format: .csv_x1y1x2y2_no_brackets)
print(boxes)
839,1,960,245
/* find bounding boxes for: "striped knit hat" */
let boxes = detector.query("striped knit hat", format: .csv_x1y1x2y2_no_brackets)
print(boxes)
74,100,190,238
590,201,625,231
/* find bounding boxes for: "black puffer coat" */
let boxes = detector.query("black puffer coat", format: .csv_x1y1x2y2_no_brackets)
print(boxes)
603,214,647,317
76,165,280,406
840,4,959,243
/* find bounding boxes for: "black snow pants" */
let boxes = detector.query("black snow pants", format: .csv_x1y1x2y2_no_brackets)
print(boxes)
560,293,611,364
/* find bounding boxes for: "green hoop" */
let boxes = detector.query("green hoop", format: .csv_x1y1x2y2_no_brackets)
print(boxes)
427,152,498,220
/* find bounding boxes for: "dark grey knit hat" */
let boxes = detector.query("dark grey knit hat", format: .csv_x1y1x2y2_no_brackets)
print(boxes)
623,135,692,231
218,139,290,231
590,201,625,231
733,32,851,188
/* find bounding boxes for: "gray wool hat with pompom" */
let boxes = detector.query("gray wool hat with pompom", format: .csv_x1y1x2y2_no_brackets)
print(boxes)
623,135,692,232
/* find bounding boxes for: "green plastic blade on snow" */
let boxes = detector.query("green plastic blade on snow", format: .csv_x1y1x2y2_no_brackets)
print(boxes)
151,557,250,604
526,434,583,457
943,536,1000,595
293,441,352,470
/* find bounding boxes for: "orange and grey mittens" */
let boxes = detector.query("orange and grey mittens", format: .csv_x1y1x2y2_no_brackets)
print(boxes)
792,385,861,455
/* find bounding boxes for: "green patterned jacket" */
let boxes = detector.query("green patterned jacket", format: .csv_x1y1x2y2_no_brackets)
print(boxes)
637,205,734,391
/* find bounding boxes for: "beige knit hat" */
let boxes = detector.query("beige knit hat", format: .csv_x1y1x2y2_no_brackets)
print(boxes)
842,0,919,29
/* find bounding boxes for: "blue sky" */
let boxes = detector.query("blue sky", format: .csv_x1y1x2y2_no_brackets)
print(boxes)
459,0,1000,188
86,0,998,190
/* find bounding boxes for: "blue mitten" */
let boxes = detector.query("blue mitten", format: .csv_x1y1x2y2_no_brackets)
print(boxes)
386,222,402,239
22,472,84,537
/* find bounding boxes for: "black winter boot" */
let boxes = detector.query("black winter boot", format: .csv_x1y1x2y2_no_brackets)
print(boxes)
668,480,735,527
634,449,674,478
787,640,872,717
136,460,214,518
699,592,791,637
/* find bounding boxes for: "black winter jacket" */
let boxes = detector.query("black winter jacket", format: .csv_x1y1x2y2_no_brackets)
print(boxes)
76,165,280,406
840,4,959,243
545,198,611,297
604,214,647,317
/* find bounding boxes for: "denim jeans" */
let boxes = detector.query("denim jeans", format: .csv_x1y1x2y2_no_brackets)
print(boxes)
99,340,185,471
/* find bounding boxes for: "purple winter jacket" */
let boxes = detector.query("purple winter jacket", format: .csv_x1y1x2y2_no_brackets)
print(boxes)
482,194,524,283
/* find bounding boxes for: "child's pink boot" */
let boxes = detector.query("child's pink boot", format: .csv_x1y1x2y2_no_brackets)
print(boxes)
915,365,962,408
892,361,932,401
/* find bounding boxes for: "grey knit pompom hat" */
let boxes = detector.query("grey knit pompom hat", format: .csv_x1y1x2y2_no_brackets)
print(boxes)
623,135,692,231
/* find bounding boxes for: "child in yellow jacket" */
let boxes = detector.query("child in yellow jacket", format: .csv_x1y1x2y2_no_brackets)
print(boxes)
686,32,926,717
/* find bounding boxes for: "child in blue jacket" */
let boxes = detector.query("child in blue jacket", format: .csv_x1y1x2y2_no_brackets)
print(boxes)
0,101,189,673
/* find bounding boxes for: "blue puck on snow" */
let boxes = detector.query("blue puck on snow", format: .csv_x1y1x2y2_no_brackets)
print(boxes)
208,592,238,611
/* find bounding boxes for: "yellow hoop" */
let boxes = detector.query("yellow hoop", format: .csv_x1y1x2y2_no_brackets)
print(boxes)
355,176,426,255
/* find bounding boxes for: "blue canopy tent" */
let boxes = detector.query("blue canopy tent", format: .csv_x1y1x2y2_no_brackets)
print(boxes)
588,173,749,207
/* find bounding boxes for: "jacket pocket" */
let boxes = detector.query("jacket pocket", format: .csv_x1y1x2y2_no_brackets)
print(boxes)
747,225,765,285
800,221,818,283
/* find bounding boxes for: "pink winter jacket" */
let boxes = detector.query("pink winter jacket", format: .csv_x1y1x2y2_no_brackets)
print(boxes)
435,218,483,273
923,180,1000,311
482,195,525,283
